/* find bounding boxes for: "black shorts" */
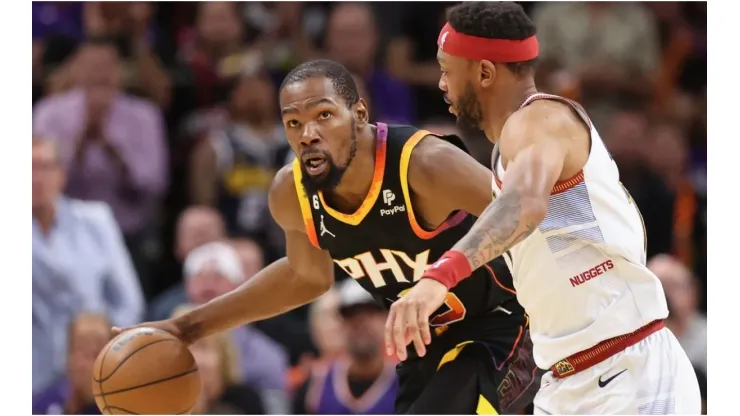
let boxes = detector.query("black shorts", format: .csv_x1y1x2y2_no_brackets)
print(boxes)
395,303,541,414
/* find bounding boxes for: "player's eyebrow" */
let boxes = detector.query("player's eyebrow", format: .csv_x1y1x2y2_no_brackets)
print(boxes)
281,98,336,116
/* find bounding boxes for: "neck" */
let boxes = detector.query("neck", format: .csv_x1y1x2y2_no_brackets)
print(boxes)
481,81,538,142
33,204,55,234
347,355,385,380
327,124,378,212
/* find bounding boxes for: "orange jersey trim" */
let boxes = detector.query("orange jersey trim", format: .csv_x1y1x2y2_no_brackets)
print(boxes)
494,168,585,196
292,159,321,248
399,131,469,240
318,134,388,226
483,263,516,295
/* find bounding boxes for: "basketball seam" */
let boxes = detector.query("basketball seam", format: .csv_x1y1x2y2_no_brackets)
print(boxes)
98,335,118,414
94,338,178,382
94,367,199,397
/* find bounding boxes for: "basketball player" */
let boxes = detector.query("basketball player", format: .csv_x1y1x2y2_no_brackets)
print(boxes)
386,2,702,414
117,59,539,414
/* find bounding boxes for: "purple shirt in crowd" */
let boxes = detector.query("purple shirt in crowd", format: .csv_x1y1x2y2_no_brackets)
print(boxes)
33,89,169,234
32,380,100,415
32,3,84,41
231,325,289,393
305,360,398,415
365,69,414,124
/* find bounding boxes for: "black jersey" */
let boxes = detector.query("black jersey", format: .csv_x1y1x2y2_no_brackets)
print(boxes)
292,123,517,336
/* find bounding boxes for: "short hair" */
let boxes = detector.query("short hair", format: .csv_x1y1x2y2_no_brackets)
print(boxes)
447,2,537,76
279,60,360,107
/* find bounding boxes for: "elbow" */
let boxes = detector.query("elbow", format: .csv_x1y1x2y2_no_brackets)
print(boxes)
519,195,548,226
299,272,334,299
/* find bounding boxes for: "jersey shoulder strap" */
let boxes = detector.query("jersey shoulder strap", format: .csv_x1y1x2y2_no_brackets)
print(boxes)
291,159,321,249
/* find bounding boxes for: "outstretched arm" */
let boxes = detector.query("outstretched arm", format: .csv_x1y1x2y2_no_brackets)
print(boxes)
174,166,334,342
452,107,572,271
115,166,335,344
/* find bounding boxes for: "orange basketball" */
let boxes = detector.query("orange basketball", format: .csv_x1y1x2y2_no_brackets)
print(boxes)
92,327,201,415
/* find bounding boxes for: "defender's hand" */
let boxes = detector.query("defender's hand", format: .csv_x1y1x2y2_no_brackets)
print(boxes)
112,319,189,344
384,278,448,361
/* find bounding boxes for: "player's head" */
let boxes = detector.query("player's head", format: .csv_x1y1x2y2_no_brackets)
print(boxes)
279,59,369,193
437,2,537,131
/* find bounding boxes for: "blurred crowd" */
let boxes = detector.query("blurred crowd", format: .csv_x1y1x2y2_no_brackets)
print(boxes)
31,2,707,415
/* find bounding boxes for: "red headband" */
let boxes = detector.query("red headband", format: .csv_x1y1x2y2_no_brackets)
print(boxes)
437,22,539,62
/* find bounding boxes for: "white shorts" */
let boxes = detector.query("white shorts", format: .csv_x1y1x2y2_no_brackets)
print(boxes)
534,328,701,415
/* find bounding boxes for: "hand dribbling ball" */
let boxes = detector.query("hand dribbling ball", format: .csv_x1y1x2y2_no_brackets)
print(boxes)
92,327,201,414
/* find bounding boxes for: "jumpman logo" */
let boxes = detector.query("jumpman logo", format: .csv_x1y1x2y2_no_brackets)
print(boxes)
320,215,335,238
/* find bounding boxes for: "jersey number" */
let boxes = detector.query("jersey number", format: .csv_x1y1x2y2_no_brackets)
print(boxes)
396,288,467,327
312,195,320,210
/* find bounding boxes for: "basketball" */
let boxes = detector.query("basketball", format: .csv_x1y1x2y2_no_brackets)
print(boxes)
92,327,201,415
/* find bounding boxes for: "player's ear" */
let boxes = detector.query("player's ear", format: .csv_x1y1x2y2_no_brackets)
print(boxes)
355,98,370,126
479,60,497,89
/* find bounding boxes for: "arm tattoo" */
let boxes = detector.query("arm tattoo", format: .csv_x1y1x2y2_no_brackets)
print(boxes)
453,190,540,270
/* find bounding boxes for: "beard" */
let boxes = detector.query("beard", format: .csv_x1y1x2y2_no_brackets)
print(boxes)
300,118,358,194
454,83,484,135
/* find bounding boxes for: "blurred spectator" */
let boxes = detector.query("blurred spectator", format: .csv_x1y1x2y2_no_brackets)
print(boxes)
33,37,169,299
179,2,261,107
81,2,173,107
190,72,291,260
33,313,112,415
33,2,84,84
43,3,174,107
325,3,413,124
178,241,290,412
242,2,323,75
32,137,144,394
172,305,266,415
648,255,707,375
647,120,702,269
293,280,397,414
601,110,674,259
148,206,227,321
386,2,455,122
288,288,346,392
533,2,660,126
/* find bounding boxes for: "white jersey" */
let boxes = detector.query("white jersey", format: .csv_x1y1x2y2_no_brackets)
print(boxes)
491,93,668,369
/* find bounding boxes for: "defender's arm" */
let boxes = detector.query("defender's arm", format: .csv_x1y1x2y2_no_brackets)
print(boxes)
451,103,575,272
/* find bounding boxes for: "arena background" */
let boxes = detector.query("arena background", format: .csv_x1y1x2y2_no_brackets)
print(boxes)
31,2,707,414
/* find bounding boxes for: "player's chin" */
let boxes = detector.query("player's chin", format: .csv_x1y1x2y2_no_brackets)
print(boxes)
448,105,457,116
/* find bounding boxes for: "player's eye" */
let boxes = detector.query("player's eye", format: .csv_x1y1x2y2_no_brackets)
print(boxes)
319,111,332,120
286,119,299,128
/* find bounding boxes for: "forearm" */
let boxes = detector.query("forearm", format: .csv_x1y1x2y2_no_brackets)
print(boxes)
452,190,542,270
174,257,328,343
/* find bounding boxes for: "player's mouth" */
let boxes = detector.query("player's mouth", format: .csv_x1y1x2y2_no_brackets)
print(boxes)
303,155,328,176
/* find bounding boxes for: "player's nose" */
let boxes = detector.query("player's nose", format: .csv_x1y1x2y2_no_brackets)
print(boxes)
299,123,321,147
438,76,448,93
